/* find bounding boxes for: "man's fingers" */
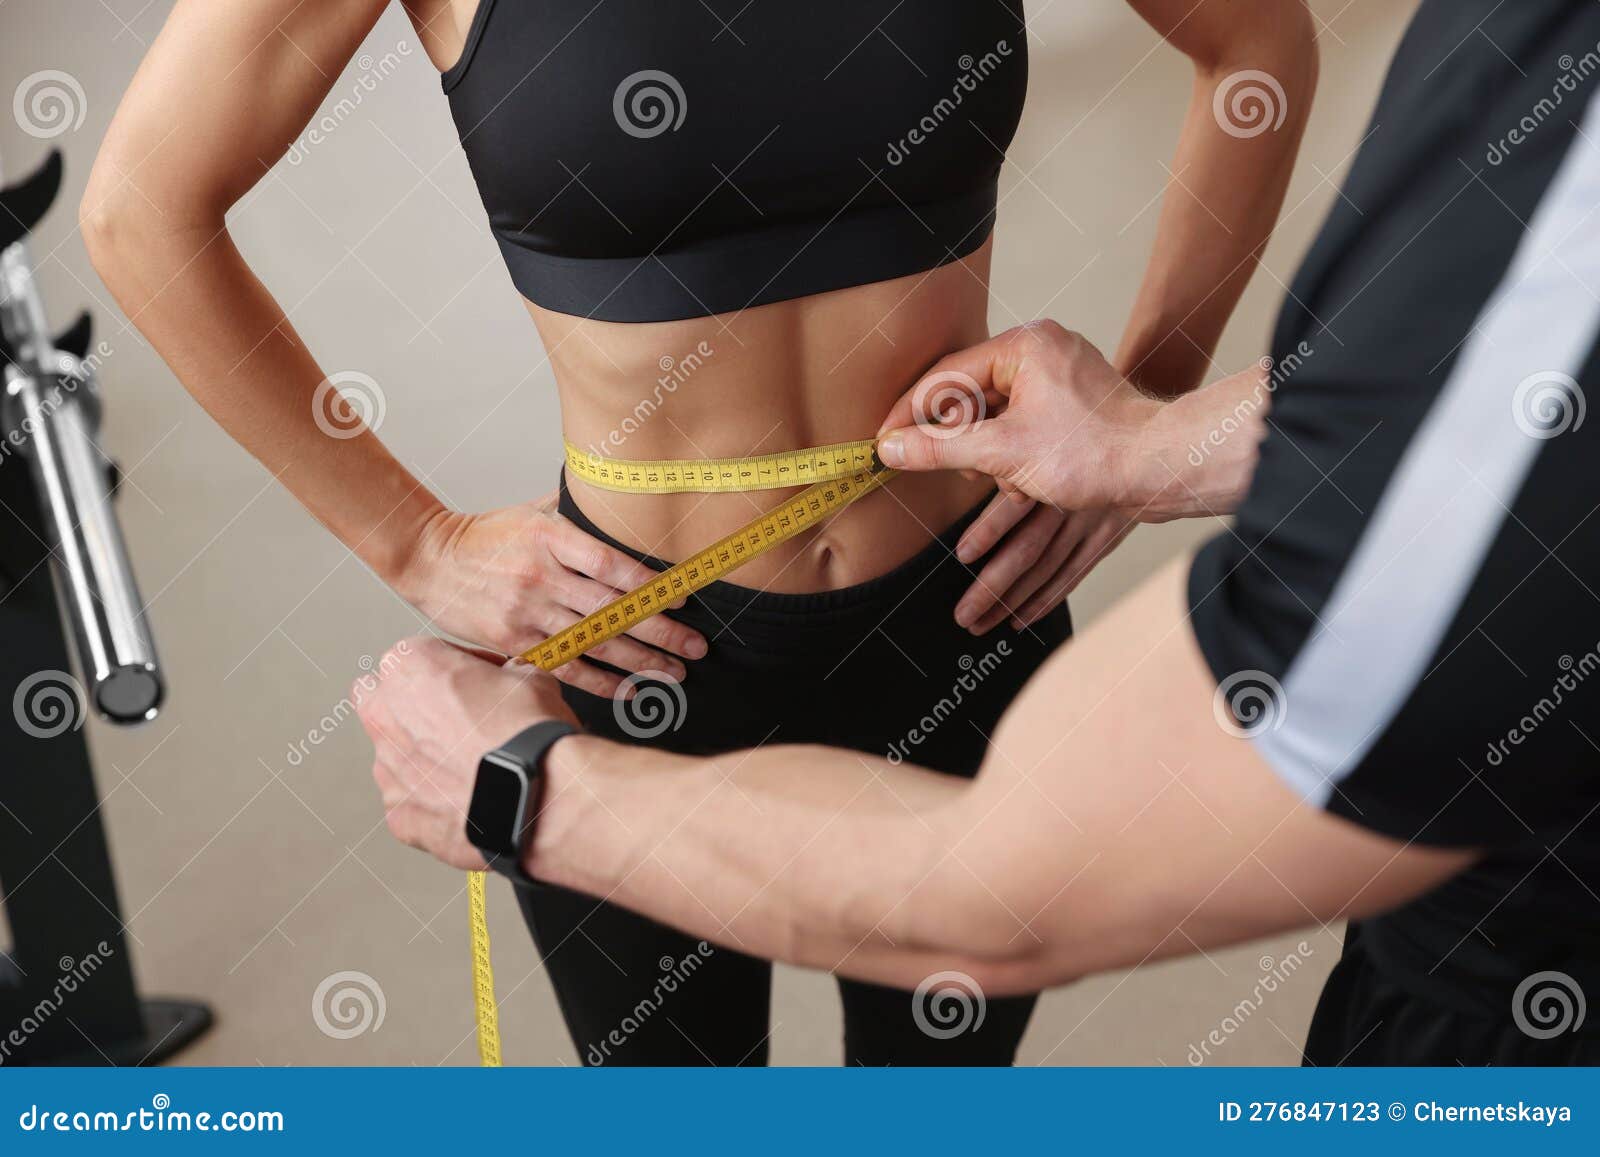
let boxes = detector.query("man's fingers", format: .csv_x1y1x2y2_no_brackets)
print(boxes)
876,418,1003,474
954,491,1034,565
987,518,1087,631
874,325,1051,474
355,680,403,752
969,520,1082,635
875,331,1025,436
1008,562,1076,632
954,505,1069,631
1013,518,1133,627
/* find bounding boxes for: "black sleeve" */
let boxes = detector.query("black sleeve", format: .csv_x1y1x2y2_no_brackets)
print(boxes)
1186,5,1600,848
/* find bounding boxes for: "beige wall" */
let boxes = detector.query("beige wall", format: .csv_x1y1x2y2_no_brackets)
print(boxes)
1,1,1419,1065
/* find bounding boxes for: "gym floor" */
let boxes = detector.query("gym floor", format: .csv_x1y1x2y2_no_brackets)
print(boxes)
1,0,1417,1065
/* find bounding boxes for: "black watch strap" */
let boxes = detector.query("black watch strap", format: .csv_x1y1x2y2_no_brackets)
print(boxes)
495,719,579,770
484,850,539,887
471,720,577,887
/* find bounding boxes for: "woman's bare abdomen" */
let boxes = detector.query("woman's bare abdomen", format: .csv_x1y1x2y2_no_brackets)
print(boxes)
535,238,998,593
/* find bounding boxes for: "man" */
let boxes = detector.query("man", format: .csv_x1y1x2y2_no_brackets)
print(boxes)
356,0,1600,1064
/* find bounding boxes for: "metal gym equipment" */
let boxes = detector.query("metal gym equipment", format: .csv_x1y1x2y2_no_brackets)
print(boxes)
0,146,211,1064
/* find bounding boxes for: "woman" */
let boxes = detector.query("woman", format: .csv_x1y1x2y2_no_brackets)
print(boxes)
82,0,1316,1064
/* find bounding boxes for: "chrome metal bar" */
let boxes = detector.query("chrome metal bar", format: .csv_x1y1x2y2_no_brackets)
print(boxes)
1,158,163,723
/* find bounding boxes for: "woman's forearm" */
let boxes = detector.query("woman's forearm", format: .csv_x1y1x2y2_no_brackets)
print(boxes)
1116,1,1318,395
82,212,444,585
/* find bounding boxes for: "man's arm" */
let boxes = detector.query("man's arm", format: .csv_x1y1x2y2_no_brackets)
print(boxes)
526,558,1472,996
877,321,1272,523
359,326,1473,995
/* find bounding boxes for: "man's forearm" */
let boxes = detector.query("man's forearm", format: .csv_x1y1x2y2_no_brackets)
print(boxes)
366,562,1471,997
1131,362,1272,521
527,735,1017,989
512,557,1470,1003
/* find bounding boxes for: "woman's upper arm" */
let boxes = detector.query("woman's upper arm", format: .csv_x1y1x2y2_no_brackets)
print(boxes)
86,0,390,227
1123,0,1317,71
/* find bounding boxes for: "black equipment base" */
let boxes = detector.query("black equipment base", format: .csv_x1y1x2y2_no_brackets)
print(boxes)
0,428,212,1066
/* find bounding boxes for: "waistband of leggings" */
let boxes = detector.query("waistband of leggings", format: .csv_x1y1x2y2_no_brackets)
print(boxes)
557,469,989,623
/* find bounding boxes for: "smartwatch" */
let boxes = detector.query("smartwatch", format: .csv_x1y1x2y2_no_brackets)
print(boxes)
466,720,577,886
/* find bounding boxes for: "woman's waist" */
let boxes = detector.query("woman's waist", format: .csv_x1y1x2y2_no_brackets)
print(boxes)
540,261,996,590
562,467,993,594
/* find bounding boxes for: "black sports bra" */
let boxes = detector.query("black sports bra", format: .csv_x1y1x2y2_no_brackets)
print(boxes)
444,1,1028,323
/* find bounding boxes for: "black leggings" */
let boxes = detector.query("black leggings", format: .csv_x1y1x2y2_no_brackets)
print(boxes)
1305,919,1600,1065
517,479,1073,1065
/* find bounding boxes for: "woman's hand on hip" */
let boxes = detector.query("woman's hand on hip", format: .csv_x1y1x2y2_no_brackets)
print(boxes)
395,491,707,698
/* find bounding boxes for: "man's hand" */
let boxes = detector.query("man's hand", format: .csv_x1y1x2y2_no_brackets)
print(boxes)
876,321,1162,512
877,321,1269,531
872,323,1160,629
353,637,578,871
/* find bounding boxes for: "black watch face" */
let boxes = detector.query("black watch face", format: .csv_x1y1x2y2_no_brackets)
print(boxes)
467,754,529,857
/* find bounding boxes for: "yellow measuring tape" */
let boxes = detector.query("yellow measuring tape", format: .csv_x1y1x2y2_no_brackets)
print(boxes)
466,870,501,1066
563,438,880,493
468,438,894,1065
